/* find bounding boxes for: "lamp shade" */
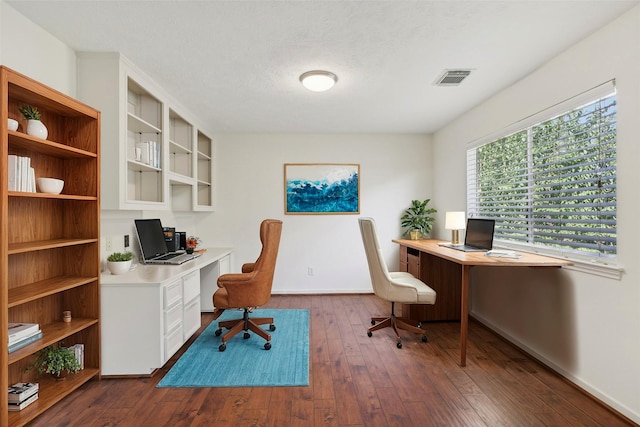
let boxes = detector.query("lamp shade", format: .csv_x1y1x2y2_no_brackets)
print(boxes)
445,211,466,230
299,70,337,92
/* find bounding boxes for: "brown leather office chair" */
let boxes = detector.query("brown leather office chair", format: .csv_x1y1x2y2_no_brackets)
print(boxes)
359,217,436,348
212,219,283,351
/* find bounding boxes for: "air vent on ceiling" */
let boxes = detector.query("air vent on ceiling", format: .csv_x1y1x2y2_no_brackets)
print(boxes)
434,69,472,86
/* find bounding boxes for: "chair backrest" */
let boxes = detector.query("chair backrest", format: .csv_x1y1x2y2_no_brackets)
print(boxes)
249,219,283,305
358,217,394,300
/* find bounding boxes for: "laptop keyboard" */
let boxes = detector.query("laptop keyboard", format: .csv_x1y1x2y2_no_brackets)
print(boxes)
155,253,180,261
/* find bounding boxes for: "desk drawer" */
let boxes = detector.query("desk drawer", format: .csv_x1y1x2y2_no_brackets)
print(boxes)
165,299,183,333
183,297,201,339
183,270,200,304
164,278,182,308
165,324,184,361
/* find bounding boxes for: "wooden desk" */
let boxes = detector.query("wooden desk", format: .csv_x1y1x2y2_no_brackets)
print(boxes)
393,239,572,367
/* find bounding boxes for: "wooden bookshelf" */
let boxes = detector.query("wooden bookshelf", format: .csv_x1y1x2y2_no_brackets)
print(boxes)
1,66,101,426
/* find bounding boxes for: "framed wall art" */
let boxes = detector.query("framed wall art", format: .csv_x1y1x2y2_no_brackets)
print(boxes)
284,163,360,214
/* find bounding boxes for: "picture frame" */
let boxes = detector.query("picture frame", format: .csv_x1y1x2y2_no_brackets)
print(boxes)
284,163,360,214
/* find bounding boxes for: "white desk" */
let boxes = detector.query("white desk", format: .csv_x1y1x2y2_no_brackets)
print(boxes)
100,247,232,376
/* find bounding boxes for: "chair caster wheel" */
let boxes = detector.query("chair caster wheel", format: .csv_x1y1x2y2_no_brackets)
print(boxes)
422,335,428,343
264,342,272,350
396,342,403,349
367,331,372,337
371,320,376,325
269,324,276,331
214,328,222,337
243,332,251,339
219,343,226,352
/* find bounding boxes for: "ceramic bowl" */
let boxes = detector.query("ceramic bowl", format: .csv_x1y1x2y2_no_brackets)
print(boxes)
7,118,18,131
107,260,132,275
37,177,64,194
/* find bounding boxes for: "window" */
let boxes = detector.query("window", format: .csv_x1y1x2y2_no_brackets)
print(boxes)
467,81,617,263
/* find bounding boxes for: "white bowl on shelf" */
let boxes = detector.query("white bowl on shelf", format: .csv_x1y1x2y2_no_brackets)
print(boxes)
7,118,18,131
37,177,64,194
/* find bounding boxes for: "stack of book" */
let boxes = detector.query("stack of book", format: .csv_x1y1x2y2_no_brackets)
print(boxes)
7,382,39,412
8,322,42,353
135,140,161,168
67,343,85,369
7,155,36,192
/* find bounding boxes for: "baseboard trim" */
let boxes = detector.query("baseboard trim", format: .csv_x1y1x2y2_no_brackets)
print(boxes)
471,311,639,425
271,289,373,295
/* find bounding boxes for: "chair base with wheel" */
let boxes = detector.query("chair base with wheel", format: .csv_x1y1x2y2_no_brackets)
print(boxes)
367,301,427,348
213,308,276,351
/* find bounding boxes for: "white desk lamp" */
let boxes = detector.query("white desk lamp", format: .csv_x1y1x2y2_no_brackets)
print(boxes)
445,211,466,245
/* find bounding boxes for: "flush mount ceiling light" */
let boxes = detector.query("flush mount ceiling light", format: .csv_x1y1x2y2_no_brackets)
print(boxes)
299,70,338,92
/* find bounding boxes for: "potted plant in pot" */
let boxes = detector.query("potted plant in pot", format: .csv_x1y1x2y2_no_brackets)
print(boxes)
185,236,201,254
106,251,133,275
401,199,437,240
19,105,48,140
32,344,81,380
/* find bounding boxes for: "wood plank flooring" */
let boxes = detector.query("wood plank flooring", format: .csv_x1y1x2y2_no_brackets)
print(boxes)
28,294,635,426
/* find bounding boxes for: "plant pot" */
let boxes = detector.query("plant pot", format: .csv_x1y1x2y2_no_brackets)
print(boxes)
186,248,194,254
107,260,132,275
409,230,422,240
26,119,48,140
52,369,68,381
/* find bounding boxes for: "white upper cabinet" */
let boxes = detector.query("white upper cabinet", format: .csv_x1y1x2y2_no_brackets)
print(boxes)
77,52,214,211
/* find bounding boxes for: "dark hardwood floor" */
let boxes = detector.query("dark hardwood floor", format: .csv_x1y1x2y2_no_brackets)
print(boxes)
29,294,635,427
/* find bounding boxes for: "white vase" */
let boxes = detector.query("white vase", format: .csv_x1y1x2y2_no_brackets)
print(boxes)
26,119,48,140
107,260,132,275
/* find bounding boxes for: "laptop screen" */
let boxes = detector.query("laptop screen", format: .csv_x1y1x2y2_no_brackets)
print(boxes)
135,219,169,261
465,218,495,249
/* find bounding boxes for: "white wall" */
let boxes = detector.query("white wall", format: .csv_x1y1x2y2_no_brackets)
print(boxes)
197,133,433,294
432,5,640,423
0,2,76,96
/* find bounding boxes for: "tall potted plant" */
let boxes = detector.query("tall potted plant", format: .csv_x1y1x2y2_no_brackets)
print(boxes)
401,199,437,240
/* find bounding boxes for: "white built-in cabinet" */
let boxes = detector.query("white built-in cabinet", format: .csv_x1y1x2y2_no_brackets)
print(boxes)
77,52,214,211
100,248,231,376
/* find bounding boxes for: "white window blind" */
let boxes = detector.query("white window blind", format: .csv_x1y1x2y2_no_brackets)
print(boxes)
467,82,617,260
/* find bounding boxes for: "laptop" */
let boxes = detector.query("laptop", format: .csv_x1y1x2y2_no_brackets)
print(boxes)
442,218,495,252
134,219,200,265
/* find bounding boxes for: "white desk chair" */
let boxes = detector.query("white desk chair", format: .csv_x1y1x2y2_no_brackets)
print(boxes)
358,217,437,348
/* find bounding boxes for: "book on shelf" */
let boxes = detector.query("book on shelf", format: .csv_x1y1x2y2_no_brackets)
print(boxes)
7,382,39,404
8,330,43,353
8,393,38,411
8,322,40,345
67,343,85,370
7,155,36,192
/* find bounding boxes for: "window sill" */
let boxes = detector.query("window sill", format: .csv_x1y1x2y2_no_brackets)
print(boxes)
495,244,623,280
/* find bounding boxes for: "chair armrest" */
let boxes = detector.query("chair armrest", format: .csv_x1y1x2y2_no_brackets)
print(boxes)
217,272,269,307
242,262,256,273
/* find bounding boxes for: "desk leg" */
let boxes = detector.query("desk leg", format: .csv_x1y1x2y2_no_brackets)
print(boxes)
460,265,470,367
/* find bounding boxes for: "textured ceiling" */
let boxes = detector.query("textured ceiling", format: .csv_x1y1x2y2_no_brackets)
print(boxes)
6,0,639,134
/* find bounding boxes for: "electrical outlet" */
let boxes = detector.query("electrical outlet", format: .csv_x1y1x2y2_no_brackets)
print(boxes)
105,236,113,252
124,234,130,248
308,267,314,276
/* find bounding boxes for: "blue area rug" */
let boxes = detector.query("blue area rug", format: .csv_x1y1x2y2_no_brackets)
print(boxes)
157,309,309,388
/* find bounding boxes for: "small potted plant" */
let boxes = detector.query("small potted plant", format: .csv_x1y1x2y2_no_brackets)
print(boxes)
32,344,81,380
106,251,134,275
185,236,201,254
401,199,437,240
19,105,48,140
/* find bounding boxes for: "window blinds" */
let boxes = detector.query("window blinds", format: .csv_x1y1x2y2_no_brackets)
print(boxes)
467,82,617,259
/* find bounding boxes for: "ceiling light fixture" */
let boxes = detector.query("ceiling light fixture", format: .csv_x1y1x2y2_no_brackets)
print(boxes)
299,70,338,92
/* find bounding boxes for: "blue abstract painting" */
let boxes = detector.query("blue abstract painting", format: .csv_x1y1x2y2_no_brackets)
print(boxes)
285,164,360,214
